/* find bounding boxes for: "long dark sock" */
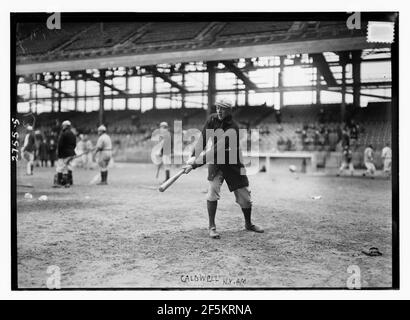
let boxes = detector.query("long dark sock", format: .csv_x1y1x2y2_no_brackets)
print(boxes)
62,173,68,186
242,208,252,227
57,172,63,184
207,200,218,228
165,169,170,181
68,170,73,185
104,171,108,183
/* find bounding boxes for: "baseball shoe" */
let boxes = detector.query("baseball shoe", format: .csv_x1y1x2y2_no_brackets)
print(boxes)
97,181,108,185
209,227,220,239
245,224,264,233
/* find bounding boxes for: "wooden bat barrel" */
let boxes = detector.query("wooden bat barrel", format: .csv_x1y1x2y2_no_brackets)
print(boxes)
158,169,185,192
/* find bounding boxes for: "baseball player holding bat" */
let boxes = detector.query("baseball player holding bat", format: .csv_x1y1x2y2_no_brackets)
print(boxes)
182,99,264,239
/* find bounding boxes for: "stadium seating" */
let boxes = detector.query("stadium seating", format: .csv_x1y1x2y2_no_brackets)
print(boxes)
65,23,146,51
17,23,92,56
218,22,293,36
132,22,209,44
17,102,391,169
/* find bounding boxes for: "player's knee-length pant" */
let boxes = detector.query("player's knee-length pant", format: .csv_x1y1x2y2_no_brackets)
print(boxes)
207,170,252,209
98,152,111,172
365,161,376,173
383,159,391,172
56,158,72,173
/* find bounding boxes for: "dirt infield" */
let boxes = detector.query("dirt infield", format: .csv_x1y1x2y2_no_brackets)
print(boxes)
16,163,392,288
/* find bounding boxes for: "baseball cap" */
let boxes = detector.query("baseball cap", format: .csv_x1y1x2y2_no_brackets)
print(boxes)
159,122,168,128
62,120,71,127
215,99,233,109
97,125,107,132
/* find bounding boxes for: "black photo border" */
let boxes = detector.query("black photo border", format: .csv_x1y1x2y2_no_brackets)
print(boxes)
10,11,399,291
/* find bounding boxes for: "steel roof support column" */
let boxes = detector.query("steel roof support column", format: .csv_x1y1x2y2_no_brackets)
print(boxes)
181,64,186,109
352,50,362,108
341,61,346,122
125,68,129,111
279,56,285,109
99,69,106,126
58,72,62,113
74,76,78,112
207,61,216,115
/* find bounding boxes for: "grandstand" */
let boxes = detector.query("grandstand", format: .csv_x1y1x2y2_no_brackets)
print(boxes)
15,16,392,169
13,13,396,290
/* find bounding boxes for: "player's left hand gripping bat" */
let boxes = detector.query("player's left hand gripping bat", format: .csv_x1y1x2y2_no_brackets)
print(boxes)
158,137,234,192
158,169,186,192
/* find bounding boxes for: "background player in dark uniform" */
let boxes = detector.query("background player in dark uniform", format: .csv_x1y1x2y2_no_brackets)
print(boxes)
183,99,264,239
337,145,354,176
54,120,76,187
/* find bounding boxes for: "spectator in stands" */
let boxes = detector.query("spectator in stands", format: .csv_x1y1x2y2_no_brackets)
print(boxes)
313,129,320,146
318,108,325,124
301,124,308,148
274,109,283,131
38,138,49,167
277,136,286,151
286,138,292,151
381,142,392,177
51,119,61,137
328,128,338,151
48,139,57,167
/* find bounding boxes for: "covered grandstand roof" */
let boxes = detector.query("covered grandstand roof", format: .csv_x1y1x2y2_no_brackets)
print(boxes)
16,19,388,75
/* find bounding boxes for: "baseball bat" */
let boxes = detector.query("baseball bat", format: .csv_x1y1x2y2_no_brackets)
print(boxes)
158,169,185,192
65,147,97,165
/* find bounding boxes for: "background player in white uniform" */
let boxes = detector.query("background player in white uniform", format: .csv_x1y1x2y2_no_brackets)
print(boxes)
159,122,172,182
381,142,392,176
363,144,376,178
75,134,87,168
21,125,36,175
94,125,112,185
85,135,94,169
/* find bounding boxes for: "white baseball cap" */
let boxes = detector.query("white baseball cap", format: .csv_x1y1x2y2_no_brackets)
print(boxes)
159,122,168,128
62,120,71,127
26,125,33,131
97,125,107,132
215,99,233,109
